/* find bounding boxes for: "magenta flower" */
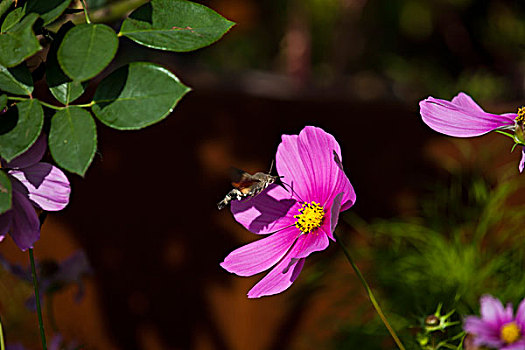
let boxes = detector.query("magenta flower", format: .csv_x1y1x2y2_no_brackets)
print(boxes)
220,126,356,298
419,92,525,172
464,295,525,350
0,135,70,250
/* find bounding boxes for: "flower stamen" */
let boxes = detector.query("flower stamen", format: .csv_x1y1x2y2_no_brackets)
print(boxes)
294,201,325,234
501,321,521,344
516,106,525,124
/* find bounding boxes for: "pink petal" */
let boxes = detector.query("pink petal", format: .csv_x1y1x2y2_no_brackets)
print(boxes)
292,228,329,259
290,258,305,282
518,147,525,173
220,226,299,277
330,192,344,236
463,316,502,347
9,163,70,211
480,295,507,326
9,190,40,251
230,184,297,234
247,243,303,298
450,92,485,112
502,340,525,350
276,134,315,202
419,93,515,137
6,134,46,169
297,127,356,209
515,297,525,329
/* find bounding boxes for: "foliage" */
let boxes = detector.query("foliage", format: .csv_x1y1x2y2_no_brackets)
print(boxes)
335,170,525,349
0,0,234,211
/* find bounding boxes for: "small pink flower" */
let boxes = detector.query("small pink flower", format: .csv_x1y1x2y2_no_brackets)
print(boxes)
464,295,525,350
419,92,525,172
221,126,356,298
0,135,70,250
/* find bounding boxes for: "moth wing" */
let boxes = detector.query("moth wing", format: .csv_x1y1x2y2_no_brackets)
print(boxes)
230,167,260,191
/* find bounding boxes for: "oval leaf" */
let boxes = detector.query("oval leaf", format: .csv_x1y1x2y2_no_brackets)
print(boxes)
120,0,234,52
49,106,96,176
24,0,72,25
0,63,33,95
0,171,12,215
57,23,118,82
0,13,41,68
92,62,190,130
46,22,86,104
0,99,43,162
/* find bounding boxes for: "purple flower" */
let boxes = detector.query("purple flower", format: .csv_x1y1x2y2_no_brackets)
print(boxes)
419,92,525,172
0,250,92,311
464,295,525,349
220,126,356,298
0,135,70,250
7,333,79,350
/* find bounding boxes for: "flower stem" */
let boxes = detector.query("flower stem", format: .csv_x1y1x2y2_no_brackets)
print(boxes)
0,316,5,350
29,248,47,350
81,0,91,24
335,232,406,350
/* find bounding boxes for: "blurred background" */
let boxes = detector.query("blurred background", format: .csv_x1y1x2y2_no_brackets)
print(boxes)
2,0,525,349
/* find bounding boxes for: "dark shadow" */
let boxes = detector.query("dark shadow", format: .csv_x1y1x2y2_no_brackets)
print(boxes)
92,65,128,109
0,108,18,135
230,184,296,233
23,163,52,188
128,2,153,25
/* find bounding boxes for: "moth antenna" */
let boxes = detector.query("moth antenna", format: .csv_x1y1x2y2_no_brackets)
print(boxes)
281,180,305,203
268,159,274,174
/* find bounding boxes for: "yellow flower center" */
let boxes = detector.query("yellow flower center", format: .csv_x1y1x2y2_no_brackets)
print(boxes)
501,322,521,344
516,106,525,124
294,201,325,234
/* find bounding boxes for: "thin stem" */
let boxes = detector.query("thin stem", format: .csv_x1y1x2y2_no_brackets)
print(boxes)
0,316,5,350
81,0,91,24
29,248,47,350
335,232,406,350
7,96,63,110
75,101,95,108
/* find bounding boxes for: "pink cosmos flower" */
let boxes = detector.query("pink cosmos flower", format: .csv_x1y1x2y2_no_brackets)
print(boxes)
220,126,356,298
464,295,525,350
0,135,70,251
419,92,525,172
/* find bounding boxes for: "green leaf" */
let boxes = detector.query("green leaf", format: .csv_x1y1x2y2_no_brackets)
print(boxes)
24,0,72,25
0,171,12,215
47,22,86,104
92,62,190,130
0,63,33,95
1,7,24,32
0,13,41,68
120,0,234,52
57,23,118,82
0,0,14,20
49,106,96,176
0,99,43,162
0,94,6,110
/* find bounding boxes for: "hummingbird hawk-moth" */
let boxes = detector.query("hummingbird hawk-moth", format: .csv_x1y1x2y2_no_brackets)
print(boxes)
217,164,282,210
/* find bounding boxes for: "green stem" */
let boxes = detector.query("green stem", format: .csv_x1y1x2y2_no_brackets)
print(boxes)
29,248,47,350
7,96,63,110
81,0,91,24
75,101,95,108
335,232,406,350
0,316,5,350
